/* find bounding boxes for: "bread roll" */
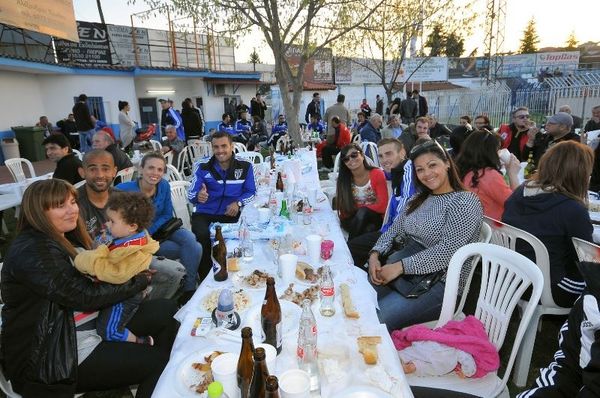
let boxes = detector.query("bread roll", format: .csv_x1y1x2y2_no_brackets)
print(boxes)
340,283,360,319
357,336,381,365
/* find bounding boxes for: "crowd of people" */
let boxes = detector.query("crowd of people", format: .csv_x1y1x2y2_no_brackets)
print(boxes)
4,87,600,397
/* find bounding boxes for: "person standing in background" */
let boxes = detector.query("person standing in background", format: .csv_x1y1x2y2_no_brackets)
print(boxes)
376,94,384,116
324,94,351,137
118,101,136,151
250,93,267,120
412,89,428,118
399,93,417,125
181,100,203,141
305,92,321,123
72,94,95,152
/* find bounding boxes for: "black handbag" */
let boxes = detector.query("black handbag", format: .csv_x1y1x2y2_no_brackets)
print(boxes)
152,217,183,242
390,269,446,299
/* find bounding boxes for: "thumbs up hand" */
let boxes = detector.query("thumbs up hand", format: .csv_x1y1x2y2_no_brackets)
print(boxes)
197,183,209,203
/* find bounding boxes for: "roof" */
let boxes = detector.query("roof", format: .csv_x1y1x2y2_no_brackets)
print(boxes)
302,81,337,91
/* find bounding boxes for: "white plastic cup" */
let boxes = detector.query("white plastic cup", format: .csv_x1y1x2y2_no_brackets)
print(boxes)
258,207,271,224
305,234,322,264
279,253,298,285
498,148,510,165
279,369,311,398
255,343,278,371
211,352,240,398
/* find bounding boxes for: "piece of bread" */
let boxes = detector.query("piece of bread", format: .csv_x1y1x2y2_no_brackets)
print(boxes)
340,283,360,319
227,257,239,272
357,336,382,365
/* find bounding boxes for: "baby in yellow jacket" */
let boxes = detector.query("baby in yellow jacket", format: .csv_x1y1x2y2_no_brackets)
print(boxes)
75,191,159,345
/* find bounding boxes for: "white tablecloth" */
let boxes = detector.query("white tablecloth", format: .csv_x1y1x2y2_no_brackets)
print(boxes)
152,191,413,397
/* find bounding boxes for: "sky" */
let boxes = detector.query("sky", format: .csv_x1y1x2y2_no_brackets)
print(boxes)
74,0,599,64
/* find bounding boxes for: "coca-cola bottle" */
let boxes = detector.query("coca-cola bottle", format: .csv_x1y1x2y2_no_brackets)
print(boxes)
261,277,282,354
319,265,335,316
237,327,254,398
297,299,319,392
212,225,228,281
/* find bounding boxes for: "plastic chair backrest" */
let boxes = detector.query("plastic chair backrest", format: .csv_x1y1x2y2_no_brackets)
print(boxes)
236,151,264,164
164,151,174,166
483,216,558,309
233,142,247,154
437,242,543,397
332,152,341,173
187,143,211,164
165,164,184,182
361,141,380,167
352,133,361,144
73,180,86,189
177,146,189,174
149,140,162,152
572,237,600,262
72,149,83,160
4,158,35,183
169,180,191,230
115,167,135,184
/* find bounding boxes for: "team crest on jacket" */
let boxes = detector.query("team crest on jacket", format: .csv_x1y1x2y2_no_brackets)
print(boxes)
234,168,243,179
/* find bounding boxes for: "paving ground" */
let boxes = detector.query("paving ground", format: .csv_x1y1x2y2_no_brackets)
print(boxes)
0,160,565,397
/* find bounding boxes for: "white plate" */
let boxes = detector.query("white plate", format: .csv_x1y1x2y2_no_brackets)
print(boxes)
201,289,251,314
242,300,302,337
332,385,393,398
294,262,320,286
175,349,227,397
232,270,272,290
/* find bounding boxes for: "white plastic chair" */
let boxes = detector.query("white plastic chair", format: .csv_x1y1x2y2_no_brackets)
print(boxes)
177,145,190,175
572,237,600,262
115,167,135,184
169,181,192,230
233,142,247,154
361,141,380,167
164,151,174,166
483,216,570,387
406,243,544,398
235,151,264,164
351,133,361,144
4,158,35,183
72,149,83,160
165,164,184,182
149,140,162,152
73,180,86,189
187,143,211,164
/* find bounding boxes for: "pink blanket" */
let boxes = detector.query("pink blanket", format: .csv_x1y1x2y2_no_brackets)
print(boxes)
392,315,500,378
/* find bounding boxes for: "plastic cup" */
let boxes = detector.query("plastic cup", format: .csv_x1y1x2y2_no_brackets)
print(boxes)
305,234,322,264
498,148,510,165
279,253,298,285
307,188,318,207
279,369,311,398
255,343,277,370
211,352,240,398
321,240,334,260
258,207,271,224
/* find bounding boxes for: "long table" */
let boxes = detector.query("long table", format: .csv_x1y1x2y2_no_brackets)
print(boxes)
152,185,413,397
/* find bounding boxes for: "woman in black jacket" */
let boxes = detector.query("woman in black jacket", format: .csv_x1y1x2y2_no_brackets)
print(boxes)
0,179,178,397
181,100,203,140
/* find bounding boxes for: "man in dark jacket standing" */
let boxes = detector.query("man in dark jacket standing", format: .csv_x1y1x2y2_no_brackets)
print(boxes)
412,89,428,117
305,92,321,123
399,93,417,125
250,93,267,120
72,94,94,153
375,95,384,116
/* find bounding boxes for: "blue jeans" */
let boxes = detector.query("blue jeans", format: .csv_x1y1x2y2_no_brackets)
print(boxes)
156,228,202,292
78,128,94,153
371,238,446,331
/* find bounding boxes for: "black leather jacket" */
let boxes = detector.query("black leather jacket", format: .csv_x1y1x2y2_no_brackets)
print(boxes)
0,229,148,397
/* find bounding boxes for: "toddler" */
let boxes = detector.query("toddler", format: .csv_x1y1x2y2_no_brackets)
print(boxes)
75,191,159,344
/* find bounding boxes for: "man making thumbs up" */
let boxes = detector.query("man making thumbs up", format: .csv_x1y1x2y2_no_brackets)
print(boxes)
189,131,256,279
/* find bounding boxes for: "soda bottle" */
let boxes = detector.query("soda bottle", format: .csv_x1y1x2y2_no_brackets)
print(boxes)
239,216,254,261
297,299,320,392
319,265,335,317
302,195,312,225
248,347,269,397
261,277,282,354
265,375,281,398
279,199,290,220
268,189,278,215
237,327,254,398
212,225,228,282
523,153,536,180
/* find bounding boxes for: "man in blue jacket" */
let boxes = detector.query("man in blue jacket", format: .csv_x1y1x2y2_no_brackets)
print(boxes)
189,131,256,276
159,99,185,140
234,110,252,144
217,113,236,135
268,114,288,148
360,113,383,143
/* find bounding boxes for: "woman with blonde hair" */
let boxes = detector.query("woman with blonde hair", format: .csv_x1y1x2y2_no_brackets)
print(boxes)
503,141,594,307
0,179,178,397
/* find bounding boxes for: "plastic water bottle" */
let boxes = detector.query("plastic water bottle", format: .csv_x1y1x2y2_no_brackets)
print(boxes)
297,299,319,392
319,266,335,317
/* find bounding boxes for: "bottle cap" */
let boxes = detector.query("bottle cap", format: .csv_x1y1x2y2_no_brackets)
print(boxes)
207,381,224,397
217,289,234,312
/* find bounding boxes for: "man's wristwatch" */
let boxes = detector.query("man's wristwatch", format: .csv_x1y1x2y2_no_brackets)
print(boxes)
237,200,243,208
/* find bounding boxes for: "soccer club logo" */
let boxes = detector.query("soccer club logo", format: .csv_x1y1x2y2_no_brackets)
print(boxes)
234,168,243,179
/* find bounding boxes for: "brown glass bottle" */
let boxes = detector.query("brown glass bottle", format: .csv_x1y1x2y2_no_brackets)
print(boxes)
275,172,284,192
212,225,228,281
261,277,282,354
248,347,269,397
237,327,255,398
265,375,280,397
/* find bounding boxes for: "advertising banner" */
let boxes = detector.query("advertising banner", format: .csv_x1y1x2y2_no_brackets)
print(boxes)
107,24,150,66
55,21,112,65
0,0,78,42
536,51,580,74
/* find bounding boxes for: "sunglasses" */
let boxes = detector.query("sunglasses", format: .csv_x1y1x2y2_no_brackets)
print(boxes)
409,140,446,160
515,114,530,119
342,151,361,163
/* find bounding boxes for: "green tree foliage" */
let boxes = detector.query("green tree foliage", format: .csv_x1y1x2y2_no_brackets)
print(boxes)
519,17,540,54
424,24,465,57
565,31,578,50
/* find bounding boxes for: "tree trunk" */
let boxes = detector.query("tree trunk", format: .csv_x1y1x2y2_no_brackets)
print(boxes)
273,50,304,144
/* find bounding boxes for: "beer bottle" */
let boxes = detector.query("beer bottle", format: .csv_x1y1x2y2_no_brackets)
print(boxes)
276,172,284,192
212,225,228,281
279,199,290,220
523,153,536,180
265,375,280,397
261,277,282,354
237,327,255,398
248,347,269,397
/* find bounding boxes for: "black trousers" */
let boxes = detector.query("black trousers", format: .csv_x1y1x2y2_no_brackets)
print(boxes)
340,207,382,242
412,387,479,398
191,213,240,280
321,144,339,169
347,230,381,269
76,299,179,398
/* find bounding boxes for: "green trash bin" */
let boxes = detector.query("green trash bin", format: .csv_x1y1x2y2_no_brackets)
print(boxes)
11,126,46,162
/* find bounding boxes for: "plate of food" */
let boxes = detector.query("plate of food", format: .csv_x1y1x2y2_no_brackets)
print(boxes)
233,269,272,289
201,289,251,314
176,350,226,396
295,262,322,285
279,283,320,306
242,300,302,337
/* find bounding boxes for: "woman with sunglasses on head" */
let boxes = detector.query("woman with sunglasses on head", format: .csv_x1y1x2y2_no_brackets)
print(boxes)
336,143,389,241
455,130,521,221
368,140,483,331
503,141,594,308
